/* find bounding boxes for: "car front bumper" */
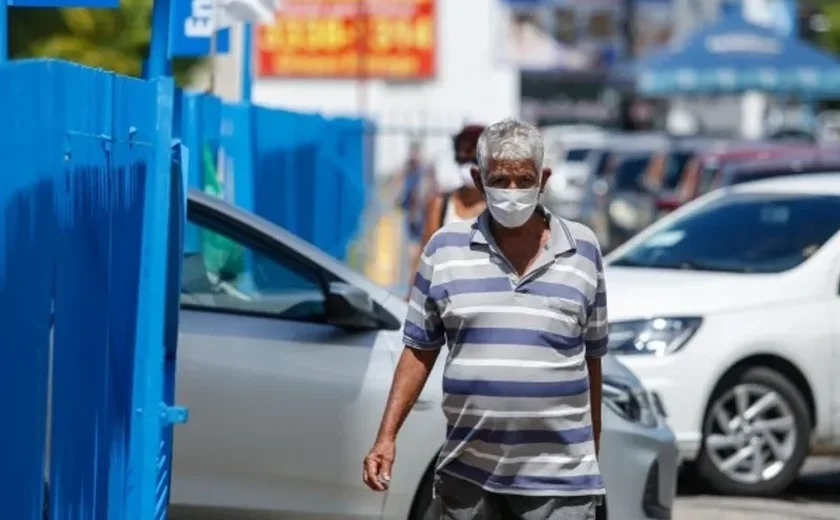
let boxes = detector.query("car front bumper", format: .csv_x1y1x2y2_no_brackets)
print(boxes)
601,411,679,520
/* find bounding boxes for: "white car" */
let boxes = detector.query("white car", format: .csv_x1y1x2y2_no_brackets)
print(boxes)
604,173,840,495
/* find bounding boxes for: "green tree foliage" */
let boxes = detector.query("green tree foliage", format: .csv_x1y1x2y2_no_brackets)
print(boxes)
817,2,840,55
8,0,201,84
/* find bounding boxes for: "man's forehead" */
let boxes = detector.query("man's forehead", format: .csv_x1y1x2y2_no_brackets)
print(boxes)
487,158,537,174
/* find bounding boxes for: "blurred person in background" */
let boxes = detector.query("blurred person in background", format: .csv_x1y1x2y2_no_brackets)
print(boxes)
397,140,433,268
406,125,486,296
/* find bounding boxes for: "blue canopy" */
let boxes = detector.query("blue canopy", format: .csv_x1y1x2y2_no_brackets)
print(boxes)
632,13,840,98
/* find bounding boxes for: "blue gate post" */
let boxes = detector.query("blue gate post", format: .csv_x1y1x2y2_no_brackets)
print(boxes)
148,0,172,78
241,23,253,102
126,75,179,520
0,0,7,62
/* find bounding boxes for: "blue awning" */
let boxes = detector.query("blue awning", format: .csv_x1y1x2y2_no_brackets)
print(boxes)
631,13,840,98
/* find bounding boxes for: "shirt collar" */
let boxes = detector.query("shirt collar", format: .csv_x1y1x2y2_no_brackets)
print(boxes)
470,205,576,256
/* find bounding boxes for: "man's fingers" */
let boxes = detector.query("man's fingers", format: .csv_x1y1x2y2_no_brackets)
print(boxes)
380,458,393,486
363,456,386,491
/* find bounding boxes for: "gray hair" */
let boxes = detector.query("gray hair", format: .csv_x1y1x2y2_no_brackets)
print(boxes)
476,118,544,177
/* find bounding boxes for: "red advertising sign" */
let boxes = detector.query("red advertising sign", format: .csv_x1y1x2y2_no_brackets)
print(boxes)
256,0,436,79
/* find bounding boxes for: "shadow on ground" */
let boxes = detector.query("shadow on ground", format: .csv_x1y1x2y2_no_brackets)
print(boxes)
678,457,840,503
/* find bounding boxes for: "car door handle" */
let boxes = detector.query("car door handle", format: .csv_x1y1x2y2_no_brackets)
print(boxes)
413,399,434,411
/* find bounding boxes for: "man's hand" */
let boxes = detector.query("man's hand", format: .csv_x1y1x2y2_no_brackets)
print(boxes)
363,438,396,491
361,347,439,492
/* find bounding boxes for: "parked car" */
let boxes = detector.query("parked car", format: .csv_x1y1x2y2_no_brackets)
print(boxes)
604,173,840,496
710,155,840,190
673,143,818,208
578,133,669,251
644,137,730,216
541,125,608,220
169,190,679,520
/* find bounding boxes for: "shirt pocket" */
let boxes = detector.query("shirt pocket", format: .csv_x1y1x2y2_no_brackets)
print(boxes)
543,296,586,335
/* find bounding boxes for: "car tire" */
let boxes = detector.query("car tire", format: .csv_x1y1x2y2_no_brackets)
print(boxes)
696,366,810,496
409,469,436,520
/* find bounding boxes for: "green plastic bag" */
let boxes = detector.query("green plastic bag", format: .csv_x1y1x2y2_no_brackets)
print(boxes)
201,143,246,282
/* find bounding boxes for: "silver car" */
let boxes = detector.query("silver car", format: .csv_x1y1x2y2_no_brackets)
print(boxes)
169,190,679,520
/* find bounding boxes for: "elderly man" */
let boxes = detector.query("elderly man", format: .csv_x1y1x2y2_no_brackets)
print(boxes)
363,119,608,520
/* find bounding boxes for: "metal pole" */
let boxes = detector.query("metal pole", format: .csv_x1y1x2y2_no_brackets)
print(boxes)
356,0,368,117
241,23,253,102
0,0,9,62
619,0,637,130
147,0,172,77
207,1,219,94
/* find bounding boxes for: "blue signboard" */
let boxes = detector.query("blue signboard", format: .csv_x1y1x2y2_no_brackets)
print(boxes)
8,0,118,4
169,0,231,57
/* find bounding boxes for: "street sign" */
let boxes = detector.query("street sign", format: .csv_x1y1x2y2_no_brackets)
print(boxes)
169,0,231,57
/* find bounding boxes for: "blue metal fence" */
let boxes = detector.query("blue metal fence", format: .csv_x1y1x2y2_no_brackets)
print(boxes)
0,59,183,520
180,92,371,262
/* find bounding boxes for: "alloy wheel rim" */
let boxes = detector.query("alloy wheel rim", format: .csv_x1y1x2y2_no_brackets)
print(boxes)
703,383,797,484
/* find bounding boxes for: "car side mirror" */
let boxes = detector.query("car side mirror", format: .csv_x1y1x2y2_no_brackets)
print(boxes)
325,282,379,330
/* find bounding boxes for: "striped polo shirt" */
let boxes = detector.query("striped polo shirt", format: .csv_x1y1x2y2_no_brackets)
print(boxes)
403,207,609,497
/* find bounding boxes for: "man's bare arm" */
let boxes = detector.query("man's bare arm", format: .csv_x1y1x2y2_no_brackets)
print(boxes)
377,347,439,440
587,356,603,456
363,347,440,491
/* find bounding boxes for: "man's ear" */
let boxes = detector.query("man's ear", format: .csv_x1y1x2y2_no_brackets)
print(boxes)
540,167,552,192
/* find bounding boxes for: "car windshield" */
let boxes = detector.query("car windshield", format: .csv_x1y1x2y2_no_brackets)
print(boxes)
613,155,651,192
609,193,840,273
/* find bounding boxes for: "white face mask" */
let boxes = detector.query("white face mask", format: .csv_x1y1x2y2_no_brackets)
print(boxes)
484,185,541,228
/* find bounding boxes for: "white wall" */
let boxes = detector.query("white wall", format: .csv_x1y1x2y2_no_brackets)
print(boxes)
251,0,519,178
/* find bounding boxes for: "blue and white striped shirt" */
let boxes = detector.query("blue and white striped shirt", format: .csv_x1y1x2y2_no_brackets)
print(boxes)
403,207,608,497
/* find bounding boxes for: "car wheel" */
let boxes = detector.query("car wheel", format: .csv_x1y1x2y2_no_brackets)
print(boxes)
696,366,810,496
409,470,436,520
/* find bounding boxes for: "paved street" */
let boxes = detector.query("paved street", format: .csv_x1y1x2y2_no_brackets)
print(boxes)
674,457,840,519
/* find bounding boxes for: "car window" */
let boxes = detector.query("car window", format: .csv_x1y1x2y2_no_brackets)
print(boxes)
609,193,840,273
592,151,612,178
699,164,721,193
565,148,591,162
661,151,694,190
613,156,651,192
181,218,327,323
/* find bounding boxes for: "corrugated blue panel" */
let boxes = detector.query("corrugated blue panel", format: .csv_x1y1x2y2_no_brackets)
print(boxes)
250,106,368,260
0,59,180,519
0,60,56,520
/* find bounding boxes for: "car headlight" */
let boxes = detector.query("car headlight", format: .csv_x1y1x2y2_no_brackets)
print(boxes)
608,198,640,230
608,317,702,356
603,379,658,428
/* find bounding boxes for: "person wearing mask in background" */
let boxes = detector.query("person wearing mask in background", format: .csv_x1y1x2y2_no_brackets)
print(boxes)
365,118,608,519
406,125,486,297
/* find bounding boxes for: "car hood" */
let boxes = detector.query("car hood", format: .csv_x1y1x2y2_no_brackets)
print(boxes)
604,266,785,320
